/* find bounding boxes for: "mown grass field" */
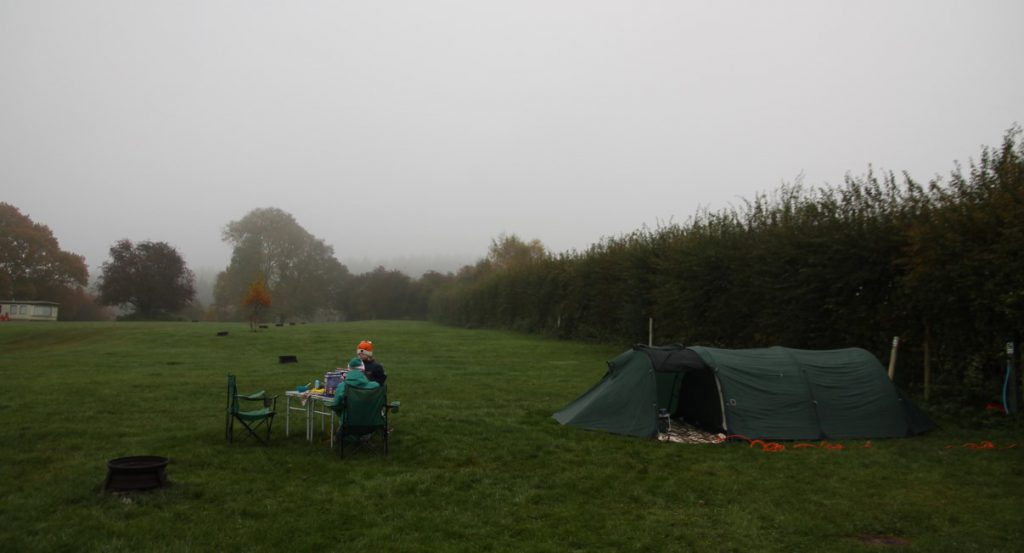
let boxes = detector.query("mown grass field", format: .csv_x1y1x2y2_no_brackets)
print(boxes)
0,321,1021,552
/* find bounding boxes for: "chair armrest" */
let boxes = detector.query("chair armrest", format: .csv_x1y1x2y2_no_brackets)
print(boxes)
236,390,266,401
387,400,400,413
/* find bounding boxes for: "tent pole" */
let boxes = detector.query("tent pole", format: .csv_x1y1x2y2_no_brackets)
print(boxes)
1005,341,1017,415
887,336,899,381
923,323,931,401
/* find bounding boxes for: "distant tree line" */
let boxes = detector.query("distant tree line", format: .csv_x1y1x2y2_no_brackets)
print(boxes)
0,202,449,323
428,127,1024,406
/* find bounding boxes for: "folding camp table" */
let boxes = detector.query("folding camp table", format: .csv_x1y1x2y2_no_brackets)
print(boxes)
284,391,336,445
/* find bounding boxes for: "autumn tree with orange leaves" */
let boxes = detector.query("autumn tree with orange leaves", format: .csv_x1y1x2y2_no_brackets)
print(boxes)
242,277,271,331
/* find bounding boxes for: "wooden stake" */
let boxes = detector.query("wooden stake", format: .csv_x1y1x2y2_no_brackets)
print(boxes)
887,336,899,381
648,317,653,346
923,323,931,401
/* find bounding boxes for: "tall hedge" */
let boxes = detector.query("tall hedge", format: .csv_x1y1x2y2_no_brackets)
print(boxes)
430,127,1024,399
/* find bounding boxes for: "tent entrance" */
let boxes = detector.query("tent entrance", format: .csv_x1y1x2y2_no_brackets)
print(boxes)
670,369,725,434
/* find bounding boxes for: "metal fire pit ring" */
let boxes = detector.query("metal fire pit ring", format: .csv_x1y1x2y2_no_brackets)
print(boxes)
104,456,169,492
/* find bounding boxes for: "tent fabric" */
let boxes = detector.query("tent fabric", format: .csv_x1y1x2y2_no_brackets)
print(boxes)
553,344,934,440
551,348,660,437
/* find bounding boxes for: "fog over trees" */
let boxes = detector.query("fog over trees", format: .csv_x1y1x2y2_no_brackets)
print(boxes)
0,202,107,320
431,128,1024,411
0,202,88,300
2,129,1022,411
214,207,351,322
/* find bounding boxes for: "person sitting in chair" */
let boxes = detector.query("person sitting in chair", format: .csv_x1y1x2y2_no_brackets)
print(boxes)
356,340,387,385
330,358,379,411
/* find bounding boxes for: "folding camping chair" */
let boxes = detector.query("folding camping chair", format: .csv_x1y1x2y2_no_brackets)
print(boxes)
332,384,391,457
226,374,278,445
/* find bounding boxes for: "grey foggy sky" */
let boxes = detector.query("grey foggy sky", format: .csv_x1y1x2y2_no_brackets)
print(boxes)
2,1,1022,277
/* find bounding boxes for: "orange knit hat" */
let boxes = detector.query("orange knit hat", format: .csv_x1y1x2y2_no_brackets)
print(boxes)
357,340,373,356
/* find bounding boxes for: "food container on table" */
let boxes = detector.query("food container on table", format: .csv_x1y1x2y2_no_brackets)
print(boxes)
324,371,344,396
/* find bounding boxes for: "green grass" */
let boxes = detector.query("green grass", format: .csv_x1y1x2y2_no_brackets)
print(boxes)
0,321,1021,552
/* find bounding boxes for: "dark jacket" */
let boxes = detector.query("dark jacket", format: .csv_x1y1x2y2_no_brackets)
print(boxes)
363,358,387,385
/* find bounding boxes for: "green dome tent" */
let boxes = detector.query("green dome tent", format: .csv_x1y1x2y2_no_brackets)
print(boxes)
553,344,934,440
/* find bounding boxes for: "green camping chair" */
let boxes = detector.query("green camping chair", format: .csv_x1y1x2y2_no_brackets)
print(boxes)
226,374,277,445
332,384,390,457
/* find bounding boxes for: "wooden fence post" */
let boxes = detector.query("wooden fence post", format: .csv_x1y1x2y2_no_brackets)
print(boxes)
1006,341,1018,415
923,324,931,401
887,336,899,381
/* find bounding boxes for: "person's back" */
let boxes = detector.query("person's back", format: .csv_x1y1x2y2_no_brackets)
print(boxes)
363,358,386,385
330,362,379,413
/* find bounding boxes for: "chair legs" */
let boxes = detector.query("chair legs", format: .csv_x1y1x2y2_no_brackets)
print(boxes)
228,414,275,445
335,426,387,457
335,407,392,457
